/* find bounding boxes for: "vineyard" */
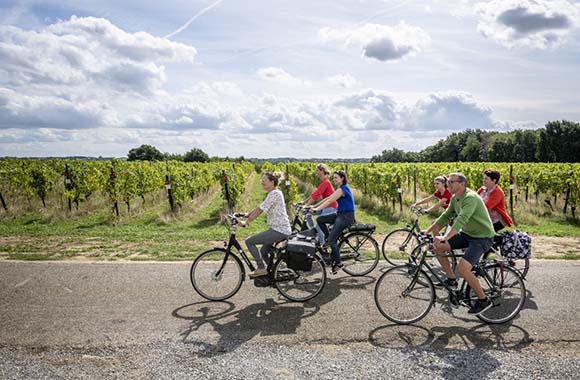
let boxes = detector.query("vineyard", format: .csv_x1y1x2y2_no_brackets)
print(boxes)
0,158,579,261
0,159,579,220
0,159,254,216
288,162,580,220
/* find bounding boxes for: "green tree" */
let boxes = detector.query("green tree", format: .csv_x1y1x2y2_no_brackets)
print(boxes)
183,148,210,163
127,144,164,161
538,120,580,162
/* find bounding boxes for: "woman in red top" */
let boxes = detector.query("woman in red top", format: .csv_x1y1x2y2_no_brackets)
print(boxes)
411,176,452,213
303,164,338,244
477,169,513,232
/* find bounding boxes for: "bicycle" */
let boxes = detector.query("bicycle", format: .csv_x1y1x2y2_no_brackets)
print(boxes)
290,202,311,233
190,213,327,302
374,234,526,325
381,206,423,266
382,207,530,280
291,203,381,276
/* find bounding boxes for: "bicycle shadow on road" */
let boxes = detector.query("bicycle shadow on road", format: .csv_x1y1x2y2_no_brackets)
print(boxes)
368,322,533,380
172,297,317,357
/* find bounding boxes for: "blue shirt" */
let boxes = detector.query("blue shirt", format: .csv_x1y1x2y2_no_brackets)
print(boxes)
337,185,355,212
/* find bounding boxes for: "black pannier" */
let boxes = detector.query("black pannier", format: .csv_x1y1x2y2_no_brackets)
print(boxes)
285,237,316,271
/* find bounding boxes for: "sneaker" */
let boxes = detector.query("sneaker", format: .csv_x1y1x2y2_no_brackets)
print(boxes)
468,297,493,315
331,262,344,275
434,278,458,288
248,268,268,278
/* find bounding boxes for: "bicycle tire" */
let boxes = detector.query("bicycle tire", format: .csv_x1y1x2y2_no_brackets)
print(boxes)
339,232,380,276
274,255,326,302
381,228,420,266
508,257,530,280
466,263,526,324
190,248,244,301
374,264,435,325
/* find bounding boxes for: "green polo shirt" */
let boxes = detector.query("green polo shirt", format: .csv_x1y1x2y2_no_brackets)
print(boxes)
435,188,495,238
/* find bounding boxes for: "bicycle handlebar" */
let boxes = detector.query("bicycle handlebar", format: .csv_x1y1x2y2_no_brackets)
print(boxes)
410,206,425,216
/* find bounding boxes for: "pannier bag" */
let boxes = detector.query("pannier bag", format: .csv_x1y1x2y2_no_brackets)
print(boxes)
285,237,317,271
499,230,532,260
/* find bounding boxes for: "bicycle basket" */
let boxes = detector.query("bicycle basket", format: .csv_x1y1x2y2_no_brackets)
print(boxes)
499,230,532,260
285,238,316,271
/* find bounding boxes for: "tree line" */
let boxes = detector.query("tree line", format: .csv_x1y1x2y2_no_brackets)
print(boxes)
372,120,580,163
127,145,248,163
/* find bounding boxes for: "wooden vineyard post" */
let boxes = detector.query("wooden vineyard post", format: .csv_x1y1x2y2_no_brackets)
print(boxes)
64,164,72,211
509,165,515,225
165,161,174,211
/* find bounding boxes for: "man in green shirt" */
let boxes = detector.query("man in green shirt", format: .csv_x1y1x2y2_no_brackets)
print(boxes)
426,172,495,315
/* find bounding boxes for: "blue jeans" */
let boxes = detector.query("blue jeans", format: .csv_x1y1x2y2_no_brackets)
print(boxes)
317,211,355,264
305,207,337,245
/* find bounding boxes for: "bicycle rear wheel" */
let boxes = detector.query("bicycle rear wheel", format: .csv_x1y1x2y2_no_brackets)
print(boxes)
466,264,526,324
381,228,420,266
506,257,530,280
274,255,326,302
340,232,380,276
374,265,435,324
190,249,244,301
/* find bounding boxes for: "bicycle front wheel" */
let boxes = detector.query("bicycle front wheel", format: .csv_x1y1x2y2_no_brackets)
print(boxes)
466,264,526,324
190,249,244,301
374,264,435,324
339,233,380,276
274,255,326,302
381,229,420,266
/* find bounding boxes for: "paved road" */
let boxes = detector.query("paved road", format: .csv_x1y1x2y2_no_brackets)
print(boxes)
1,260,580,379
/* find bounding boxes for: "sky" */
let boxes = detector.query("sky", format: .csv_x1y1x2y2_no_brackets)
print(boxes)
0,0,579,159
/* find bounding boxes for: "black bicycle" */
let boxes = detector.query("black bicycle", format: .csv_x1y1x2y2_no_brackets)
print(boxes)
374,234,526,325
190,213,327,302
381,206,424,265
291,202,311,233
382,207,530,280
292,204,380,276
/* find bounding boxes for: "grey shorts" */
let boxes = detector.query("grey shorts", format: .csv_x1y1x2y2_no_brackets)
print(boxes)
447,232,493,266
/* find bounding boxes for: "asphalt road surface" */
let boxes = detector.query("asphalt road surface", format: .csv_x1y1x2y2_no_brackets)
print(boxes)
1,260,579,379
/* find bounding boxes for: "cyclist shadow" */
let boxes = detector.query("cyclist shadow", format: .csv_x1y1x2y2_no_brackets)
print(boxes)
369,322,533,380
308,274,376,307
521,289,538,311
172,298,315,357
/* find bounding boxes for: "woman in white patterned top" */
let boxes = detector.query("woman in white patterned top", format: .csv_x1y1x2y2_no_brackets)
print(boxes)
241,172,291,278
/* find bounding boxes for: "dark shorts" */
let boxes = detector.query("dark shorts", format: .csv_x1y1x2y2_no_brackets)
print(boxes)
447,232,493,266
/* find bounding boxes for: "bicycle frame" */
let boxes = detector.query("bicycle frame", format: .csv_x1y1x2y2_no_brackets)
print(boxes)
406,243,507,307
222,232,256,274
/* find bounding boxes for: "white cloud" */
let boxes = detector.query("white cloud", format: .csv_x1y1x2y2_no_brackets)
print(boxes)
256,67,310,87
402,91,495,131
476,0,580,49
327,74,357,88
319,22,431,62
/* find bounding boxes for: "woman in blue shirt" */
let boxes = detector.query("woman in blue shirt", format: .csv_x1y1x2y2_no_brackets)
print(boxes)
311,170,355,274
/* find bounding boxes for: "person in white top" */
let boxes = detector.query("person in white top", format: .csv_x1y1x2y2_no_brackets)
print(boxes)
241,172,291,278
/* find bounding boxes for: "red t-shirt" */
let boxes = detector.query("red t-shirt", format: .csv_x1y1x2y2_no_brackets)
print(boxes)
434,189,452,209
311,178,338,209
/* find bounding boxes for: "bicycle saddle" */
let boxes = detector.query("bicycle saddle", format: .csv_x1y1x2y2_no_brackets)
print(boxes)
347,223,376,232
